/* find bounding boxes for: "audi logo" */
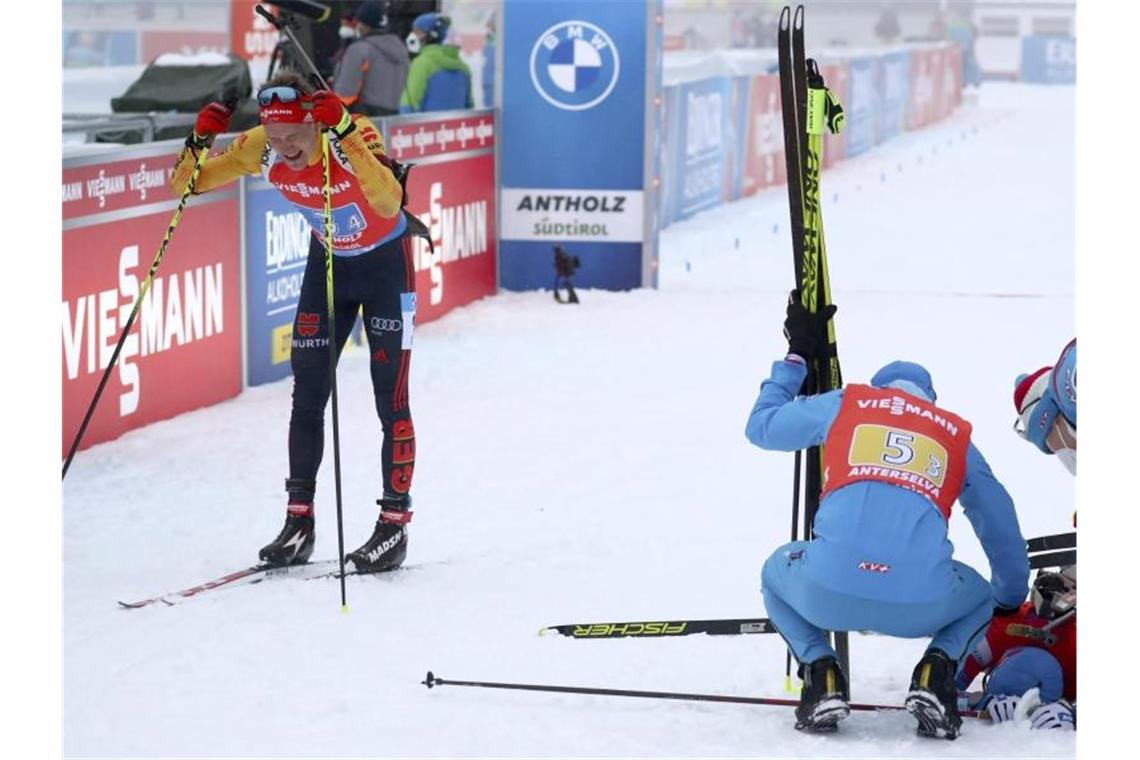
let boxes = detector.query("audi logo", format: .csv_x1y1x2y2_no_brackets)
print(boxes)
368,317,403,332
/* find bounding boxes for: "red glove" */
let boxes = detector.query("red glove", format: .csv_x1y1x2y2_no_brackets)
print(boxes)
310,90,354,137
193,102,232,139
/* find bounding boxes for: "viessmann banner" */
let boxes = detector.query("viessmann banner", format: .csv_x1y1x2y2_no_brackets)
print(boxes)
500,0,663,291
62,148,243,455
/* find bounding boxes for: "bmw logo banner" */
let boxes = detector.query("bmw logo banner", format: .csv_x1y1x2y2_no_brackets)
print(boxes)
500,0,664,291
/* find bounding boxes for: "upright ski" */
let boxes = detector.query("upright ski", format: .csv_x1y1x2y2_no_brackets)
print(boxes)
776,3,848,680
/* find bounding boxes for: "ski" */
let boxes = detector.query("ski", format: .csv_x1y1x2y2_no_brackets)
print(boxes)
539,617,777,639
777,3,848,681
1027,532,1076,553
1029,549,1076,570
118,559,365,609
422,671,986,719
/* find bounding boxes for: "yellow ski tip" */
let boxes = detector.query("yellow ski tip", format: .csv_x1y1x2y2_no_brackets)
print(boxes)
341,604,350,614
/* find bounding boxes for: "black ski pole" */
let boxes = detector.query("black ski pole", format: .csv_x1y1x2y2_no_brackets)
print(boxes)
62,143,210,478
255,4,331,89
421,672,984,718
318,133,349,611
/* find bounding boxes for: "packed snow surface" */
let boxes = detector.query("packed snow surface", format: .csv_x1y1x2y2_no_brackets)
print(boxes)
64,83,1075,758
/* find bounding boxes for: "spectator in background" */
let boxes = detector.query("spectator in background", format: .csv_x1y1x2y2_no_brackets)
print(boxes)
929,10,948,41
730,9,751,48
874,3,902,45
400,13,473,113
333,0,410,116
482,13,495,109
947,9,983,88
749,9,780,48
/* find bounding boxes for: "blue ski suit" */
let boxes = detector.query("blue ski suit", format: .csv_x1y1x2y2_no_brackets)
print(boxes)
745,359,1029,666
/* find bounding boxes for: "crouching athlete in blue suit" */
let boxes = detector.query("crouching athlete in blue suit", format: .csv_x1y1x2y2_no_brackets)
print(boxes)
744,293,1029,739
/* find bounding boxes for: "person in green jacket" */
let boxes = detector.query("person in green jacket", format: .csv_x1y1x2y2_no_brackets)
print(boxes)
400,13,474,113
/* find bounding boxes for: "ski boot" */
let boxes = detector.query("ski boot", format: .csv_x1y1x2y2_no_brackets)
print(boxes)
905,648,962,740
258,478,316,567
346,495,412,573
794,656,850,732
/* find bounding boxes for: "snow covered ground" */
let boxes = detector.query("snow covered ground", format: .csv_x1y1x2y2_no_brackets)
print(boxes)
62,83,1077,758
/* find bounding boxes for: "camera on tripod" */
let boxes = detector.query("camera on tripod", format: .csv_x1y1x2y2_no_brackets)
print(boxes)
552,245,580,304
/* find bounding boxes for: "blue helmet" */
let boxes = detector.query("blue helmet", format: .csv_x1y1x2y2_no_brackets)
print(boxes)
870,360,936,402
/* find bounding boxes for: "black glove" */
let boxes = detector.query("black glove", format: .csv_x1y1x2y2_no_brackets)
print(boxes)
993,603,1022,617
783,289,837,361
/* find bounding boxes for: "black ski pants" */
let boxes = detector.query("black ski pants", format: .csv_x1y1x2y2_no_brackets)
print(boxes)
288,232,416,502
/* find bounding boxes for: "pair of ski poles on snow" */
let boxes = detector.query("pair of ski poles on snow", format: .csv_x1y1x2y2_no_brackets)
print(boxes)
62,6,354,610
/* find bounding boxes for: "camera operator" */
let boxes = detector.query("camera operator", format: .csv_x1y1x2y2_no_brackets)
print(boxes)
554,245,580,304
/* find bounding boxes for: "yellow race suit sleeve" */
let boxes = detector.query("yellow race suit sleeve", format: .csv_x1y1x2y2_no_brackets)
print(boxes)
169,127,267,195
336,115,404,219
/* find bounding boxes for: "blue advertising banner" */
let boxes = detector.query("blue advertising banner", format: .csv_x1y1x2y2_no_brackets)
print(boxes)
63,29,139,67
500,0,658,290
876,50,910,144
672,76,732,223
1021,36,1076,84
659,84,682,228
244,182,310,386
723,76,751,202
845,56,877,157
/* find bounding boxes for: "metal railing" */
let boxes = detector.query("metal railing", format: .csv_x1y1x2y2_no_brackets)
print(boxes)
62,112,198,144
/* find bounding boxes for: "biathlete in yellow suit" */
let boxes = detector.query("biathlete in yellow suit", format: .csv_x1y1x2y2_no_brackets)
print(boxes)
172,69,423,573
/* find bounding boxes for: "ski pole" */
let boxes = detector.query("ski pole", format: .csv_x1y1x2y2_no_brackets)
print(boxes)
421,672,984,718
254,4,331,89
62,141,210,479
320,133,349,612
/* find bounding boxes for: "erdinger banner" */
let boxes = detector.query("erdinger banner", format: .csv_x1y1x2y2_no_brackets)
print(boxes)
500,0,664,290
244,182,312,387
62,147,242,455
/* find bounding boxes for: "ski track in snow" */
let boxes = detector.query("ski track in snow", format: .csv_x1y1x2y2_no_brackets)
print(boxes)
64,84,1075,758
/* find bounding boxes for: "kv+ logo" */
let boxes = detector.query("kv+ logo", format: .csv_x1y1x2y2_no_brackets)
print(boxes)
530,20,620,111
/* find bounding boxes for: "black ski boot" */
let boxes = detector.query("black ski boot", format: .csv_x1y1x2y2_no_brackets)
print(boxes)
258,479,316,567
346,495,412,573
905,648,962,740
794,656,850,732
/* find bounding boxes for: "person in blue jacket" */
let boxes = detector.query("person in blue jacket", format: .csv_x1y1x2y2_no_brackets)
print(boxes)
744,292,1029,739
1013,339,1076,475
400,13,473,113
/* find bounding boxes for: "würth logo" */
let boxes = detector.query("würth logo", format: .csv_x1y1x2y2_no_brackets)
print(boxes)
857,561,891,573
297,312,320,337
